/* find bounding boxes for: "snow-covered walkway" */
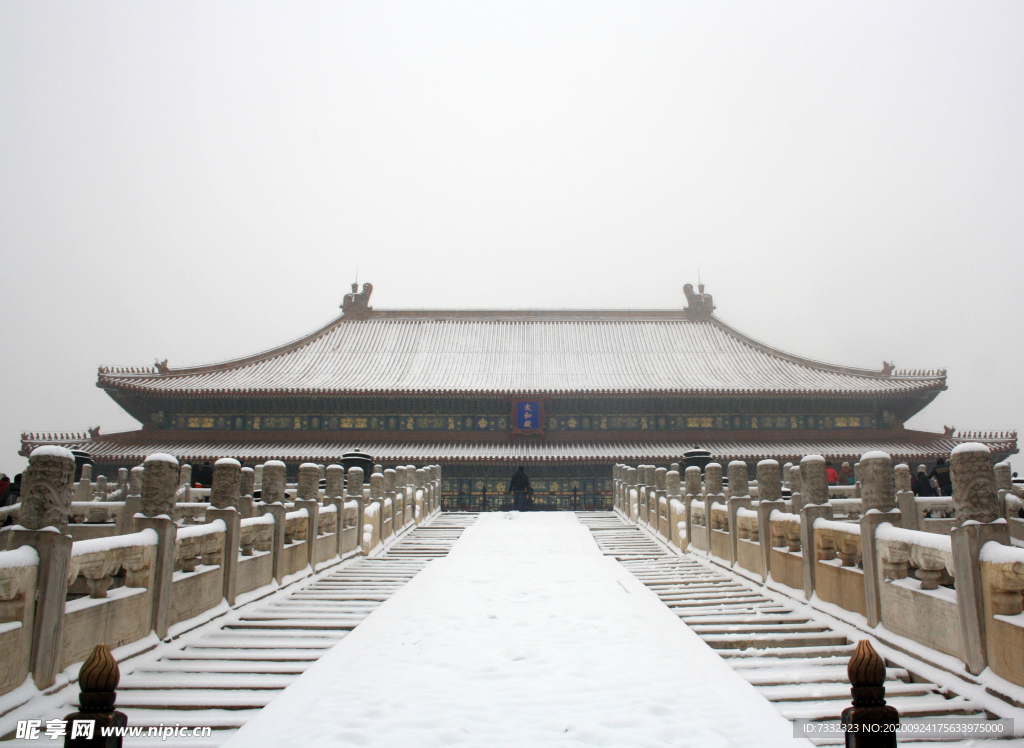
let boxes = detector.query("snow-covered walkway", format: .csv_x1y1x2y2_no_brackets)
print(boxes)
226,512,806,747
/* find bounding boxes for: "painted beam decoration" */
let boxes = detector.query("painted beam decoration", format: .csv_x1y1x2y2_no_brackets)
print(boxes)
512,400,545,436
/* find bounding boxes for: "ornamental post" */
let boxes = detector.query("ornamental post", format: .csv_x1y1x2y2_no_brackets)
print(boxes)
756,460,784,583
132,454,180,639
295,463,321,570
258,461,288,584
2,446,75,689
859,451,900,628
63,644,127,747
839,639,898,747
207,458,241,604
727,461,751,567
800,455,833,598
950,443,1009,674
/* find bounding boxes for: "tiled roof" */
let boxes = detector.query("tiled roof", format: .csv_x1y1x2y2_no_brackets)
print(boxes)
22,430,1015,465
96,309,946,397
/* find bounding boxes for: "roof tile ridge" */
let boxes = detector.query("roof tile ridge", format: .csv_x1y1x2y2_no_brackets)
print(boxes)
101,311,350,381
707,314,946,382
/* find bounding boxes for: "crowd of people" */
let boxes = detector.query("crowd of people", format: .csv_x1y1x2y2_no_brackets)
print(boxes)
821,459,953,496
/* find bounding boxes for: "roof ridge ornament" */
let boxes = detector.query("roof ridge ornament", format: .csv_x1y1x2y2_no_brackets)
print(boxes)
683,283,715,317
881,361,895,376
341,282,374,319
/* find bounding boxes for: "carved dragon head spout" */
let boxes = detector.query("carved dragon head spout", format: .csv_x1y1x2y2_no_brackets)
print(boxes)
340,282,374,319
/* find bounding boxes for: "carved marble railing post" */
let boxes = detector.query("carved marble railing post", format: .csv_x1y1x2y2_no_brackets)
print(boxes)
624,467,638,522
1,446,75,689
253,464,263,492
703,463,724,555
950,443,1009,674
257,461,288,583
757,460,782,503
789,465,803,514
178,464,192,502
756,497,786,584
295,463,321,570
322,465,346,557
117,466,128,499
727,461,751,567
683,466,701,551
62,644,127,746
394,466,407,523
612,465,620,511
348,467,366,545
414,469,427,523
404,465,416,523
995,460,1014,519
261,461,287,505
74,464,92,503
635,465,648,524
839,639,899,747
858,451,900,628
131,453,180,638
782,462,793,491
666,469,682,546
853,461,862,498
207,458,242,604
894,463,917,530
116,466,144,535
370,471,387,543
799,455,833,598
753,460,782,582
238,467,255,520
425,466,435,514
384,469,399,533
655,467,668,538
436,465,443,512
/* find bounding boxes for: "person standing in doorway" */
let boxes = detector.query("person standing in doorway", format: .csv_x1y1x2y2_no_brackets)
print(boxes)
509,466,532,511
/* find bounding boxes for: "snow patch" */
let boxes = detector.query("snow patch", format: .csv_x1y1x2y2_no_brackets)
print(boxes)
72,528,158,556
951,442,991,456
876,523,952,552
981,541,1024,565
144,453,178,466
860,450,891,461
176,519,226,540
29,445,74,460
0,545,39,569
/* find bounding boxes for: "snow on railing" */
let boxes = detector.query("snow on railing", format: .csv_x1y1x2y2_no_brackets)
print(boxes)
812,517,861,567
875,522,953,588
769,509,801,551
736,507,759,542
70,528,158,598
175,519,226,573
0,546,39,604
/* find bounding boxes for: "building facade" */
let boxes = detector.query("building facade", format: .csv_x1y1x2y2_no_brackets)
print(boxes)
21,283,1017,508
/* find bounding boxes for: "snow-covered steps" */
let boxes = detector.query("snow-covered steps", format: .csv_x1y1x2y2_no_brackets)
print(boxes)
577,513,1004,745
1,513,478,748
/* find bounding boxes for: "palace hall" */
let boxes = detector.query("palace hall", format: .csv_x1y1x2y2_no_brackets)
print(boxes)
21,283,1017,508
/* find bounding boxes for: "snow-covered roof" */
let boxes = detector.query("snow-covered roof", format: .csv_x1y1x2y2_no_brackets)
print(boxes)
20,429,1016,465
96,307,946,398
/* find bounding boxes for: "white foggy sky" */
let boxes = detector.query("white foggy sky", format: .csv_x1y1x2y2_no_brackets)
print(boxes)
2,2,1022,474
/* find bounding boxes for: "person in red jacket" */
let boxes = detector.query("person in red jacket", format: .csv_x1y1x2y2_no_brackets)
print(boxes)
825,461,840,485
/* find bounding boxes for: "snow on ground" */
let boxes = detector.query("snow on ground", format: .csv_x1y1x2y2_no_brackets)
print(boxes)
224,512,809,747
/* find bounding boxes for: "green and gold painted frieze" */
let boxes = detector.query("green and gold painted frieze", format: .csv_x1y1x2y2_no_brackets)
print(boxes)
168,411,885,431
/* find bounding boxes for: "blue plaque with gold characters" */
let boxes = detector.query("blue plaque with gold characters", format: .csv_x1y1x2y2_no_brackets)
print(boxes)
511,400,544,436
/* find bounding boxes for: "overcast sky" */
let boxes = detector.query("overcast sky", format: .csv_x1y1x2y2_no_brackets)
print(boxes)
2,2,1022,475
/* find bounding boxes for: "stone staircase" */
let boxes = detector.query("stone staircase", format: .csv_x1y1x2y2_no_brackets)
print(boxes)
577,512,1001,745
1,513,477,747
